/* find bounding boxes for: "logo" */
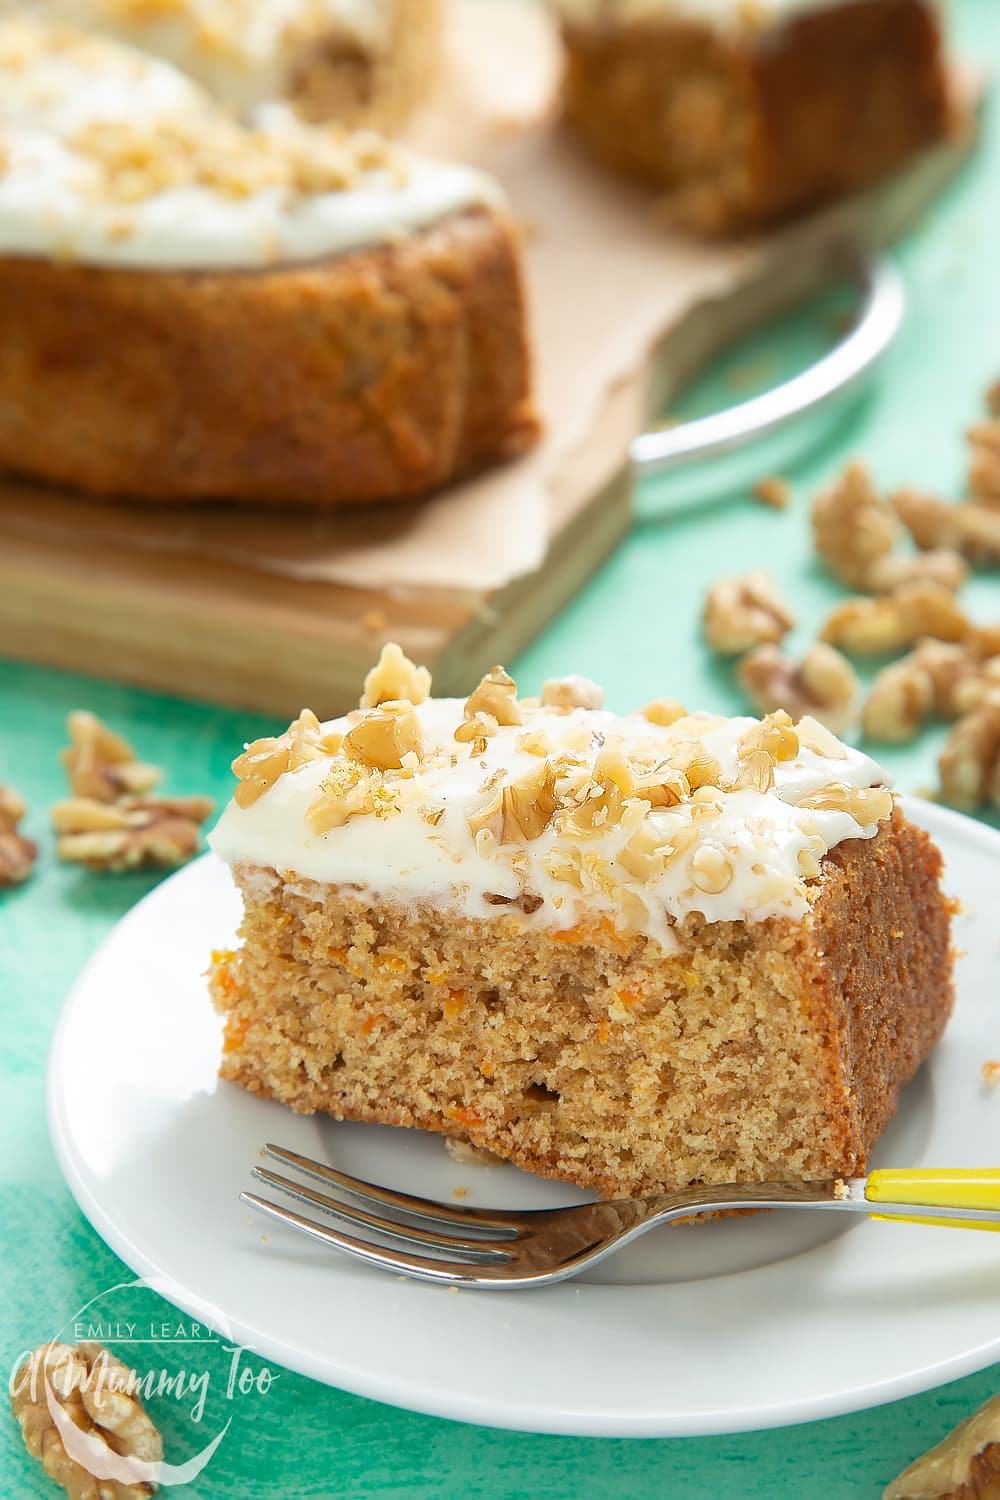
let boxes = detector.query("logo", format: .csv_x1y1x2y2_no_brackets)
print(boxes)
9,1274,277,1488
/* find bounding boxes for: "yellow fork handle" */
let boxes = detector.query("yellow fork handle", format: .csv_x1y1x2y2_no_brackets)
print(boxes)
866,1168,1000,1232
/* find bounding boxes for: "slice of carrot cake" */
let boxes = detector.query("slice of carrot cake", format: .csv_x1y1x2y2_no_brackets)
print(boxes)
550,0,955,233
208,645,954,1200
0,18,536,506
1,0,441,129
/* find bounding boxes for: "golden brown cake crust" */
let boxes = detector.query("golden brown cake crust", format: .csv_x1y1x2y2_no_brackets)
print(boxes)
210,805,954,1199
559,0,953,233
0,205,538,506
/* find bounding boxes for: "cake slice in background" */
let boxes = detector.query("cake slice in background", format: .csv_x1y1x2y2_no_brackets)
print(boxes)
208,645,954,1200
0,18,537,506
549,0,955,233
0,0,442,130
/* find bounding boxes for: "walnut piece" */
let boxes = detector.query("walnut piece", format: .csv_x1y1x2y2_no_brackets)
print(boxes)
61,711,161,802
738,643,857,733
0,784,37,886
884,1389,1000,1500
862,639,1000,742
895,488,1000,566
938,692,1000,812
864,549,969,595
232,708,342,808
464,666,523,727
796,782,894,824
811,461,898,588
702,572,795,656
641,698,687,727
343,701,423,771
359,642,431,710
968,418,1000,503
541,675,605,712
821,582,968,655
52,794,214,872
751,475,790,510
10,1340,162,1499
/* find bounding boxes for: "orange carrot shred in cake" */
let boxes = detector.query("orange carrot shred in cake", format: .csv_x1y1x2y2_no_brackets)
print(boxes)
208,645,954,1200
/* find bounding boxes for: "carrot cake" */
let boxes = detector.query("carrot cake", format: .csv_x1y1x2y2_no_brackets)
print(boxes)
208,645,954,1200
3,0,441,129
550,0,954,233
0,19,536,506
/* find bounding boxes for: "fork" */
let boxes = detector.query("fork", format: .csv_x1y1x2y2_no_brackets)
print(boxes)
241,1147,1000,1289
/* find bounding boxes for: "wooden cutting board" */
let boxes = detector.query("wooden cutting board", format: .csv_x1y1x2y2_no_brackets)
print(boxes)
0,6,982,719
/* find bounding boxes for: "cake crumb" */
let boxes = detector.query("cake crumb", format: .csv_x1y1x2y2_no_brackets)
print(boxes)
453,1185,469,1199
983,1061,1000,1091
752,476,790,510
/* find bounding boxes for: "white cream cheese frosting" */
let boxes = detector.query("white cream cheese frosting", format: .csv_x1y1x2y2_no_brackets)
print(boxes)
0,17,498,269
1,1,395,117
209,657,895,953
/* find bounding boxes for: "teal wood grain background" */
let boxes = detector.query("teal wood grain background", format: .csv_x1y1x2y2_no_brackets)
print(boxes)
3,3,1000,1492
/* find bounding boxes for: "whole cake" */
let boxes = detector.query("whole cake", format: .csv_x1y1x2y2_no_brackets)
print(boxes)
550,0,954,233
2,0,441,129
0,19,537,506
209,645,954,1200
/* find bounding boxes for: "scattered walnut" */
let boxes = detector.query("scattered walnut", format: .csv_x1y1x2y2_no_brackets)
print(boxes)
884,1389,1000,1500
811,462,898,587
864,548,969,595
464,666,523,727
232,708,342,808
61,711,161,802
10,1340,162,1499
359,642,431,710
938,691,1000,812
0,784,37,886
541,675,605,712
820,582,968,655
52,794,214,872
968,418,1000,502
751,475,790,510
738,643,857,733
895,487,1000,566
343,701,423,771
862,657,935,743
641,698,687,727
702,571,795,655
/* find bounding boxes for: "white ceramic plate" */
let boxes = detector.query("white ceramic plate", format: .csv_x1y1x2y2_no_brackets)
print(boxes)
48,798,1000,1437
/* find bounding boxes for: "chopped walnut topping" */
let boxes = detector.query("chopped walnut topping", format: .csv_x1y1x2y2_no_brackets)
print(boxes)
738,643,857,733
820,582,968,655
0,784,37,886
464,666,522,728
61,710,161,802
541,675,605,712
811,462,898,588
232,708,342,807
702,572,795,655
796,782,893,823
895,488,1000,566
454,712,499,755
938,692,1000,812
499,765,559,842
343,701,423,771
10,1340,162,1499
668,741,722,792
359,642,431,710
690,845,734,894
52,793,214,872
731,749,774,793
795,714,849,759
739,710,800,764
751,475,790,510
641,698,688,727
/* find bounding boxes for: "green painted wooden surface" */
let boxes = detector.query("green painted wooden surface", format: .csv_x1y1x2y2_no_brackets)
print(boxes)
3,5,1000,1493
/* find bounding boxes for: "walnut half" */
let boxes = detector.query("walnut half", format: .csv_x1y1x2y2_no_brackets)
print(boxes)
821,582,968,656
738,643,857,733
52,795,214,872
938,692,1000,813
885,1389,1000,1500
0,784,37,886
811,461,898,588
10,1341,162,1499
702,572,795,656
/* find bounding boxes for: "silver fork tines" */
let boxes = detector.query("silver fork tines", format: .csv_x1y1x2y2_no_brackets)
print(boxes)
241,1144,917,1289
